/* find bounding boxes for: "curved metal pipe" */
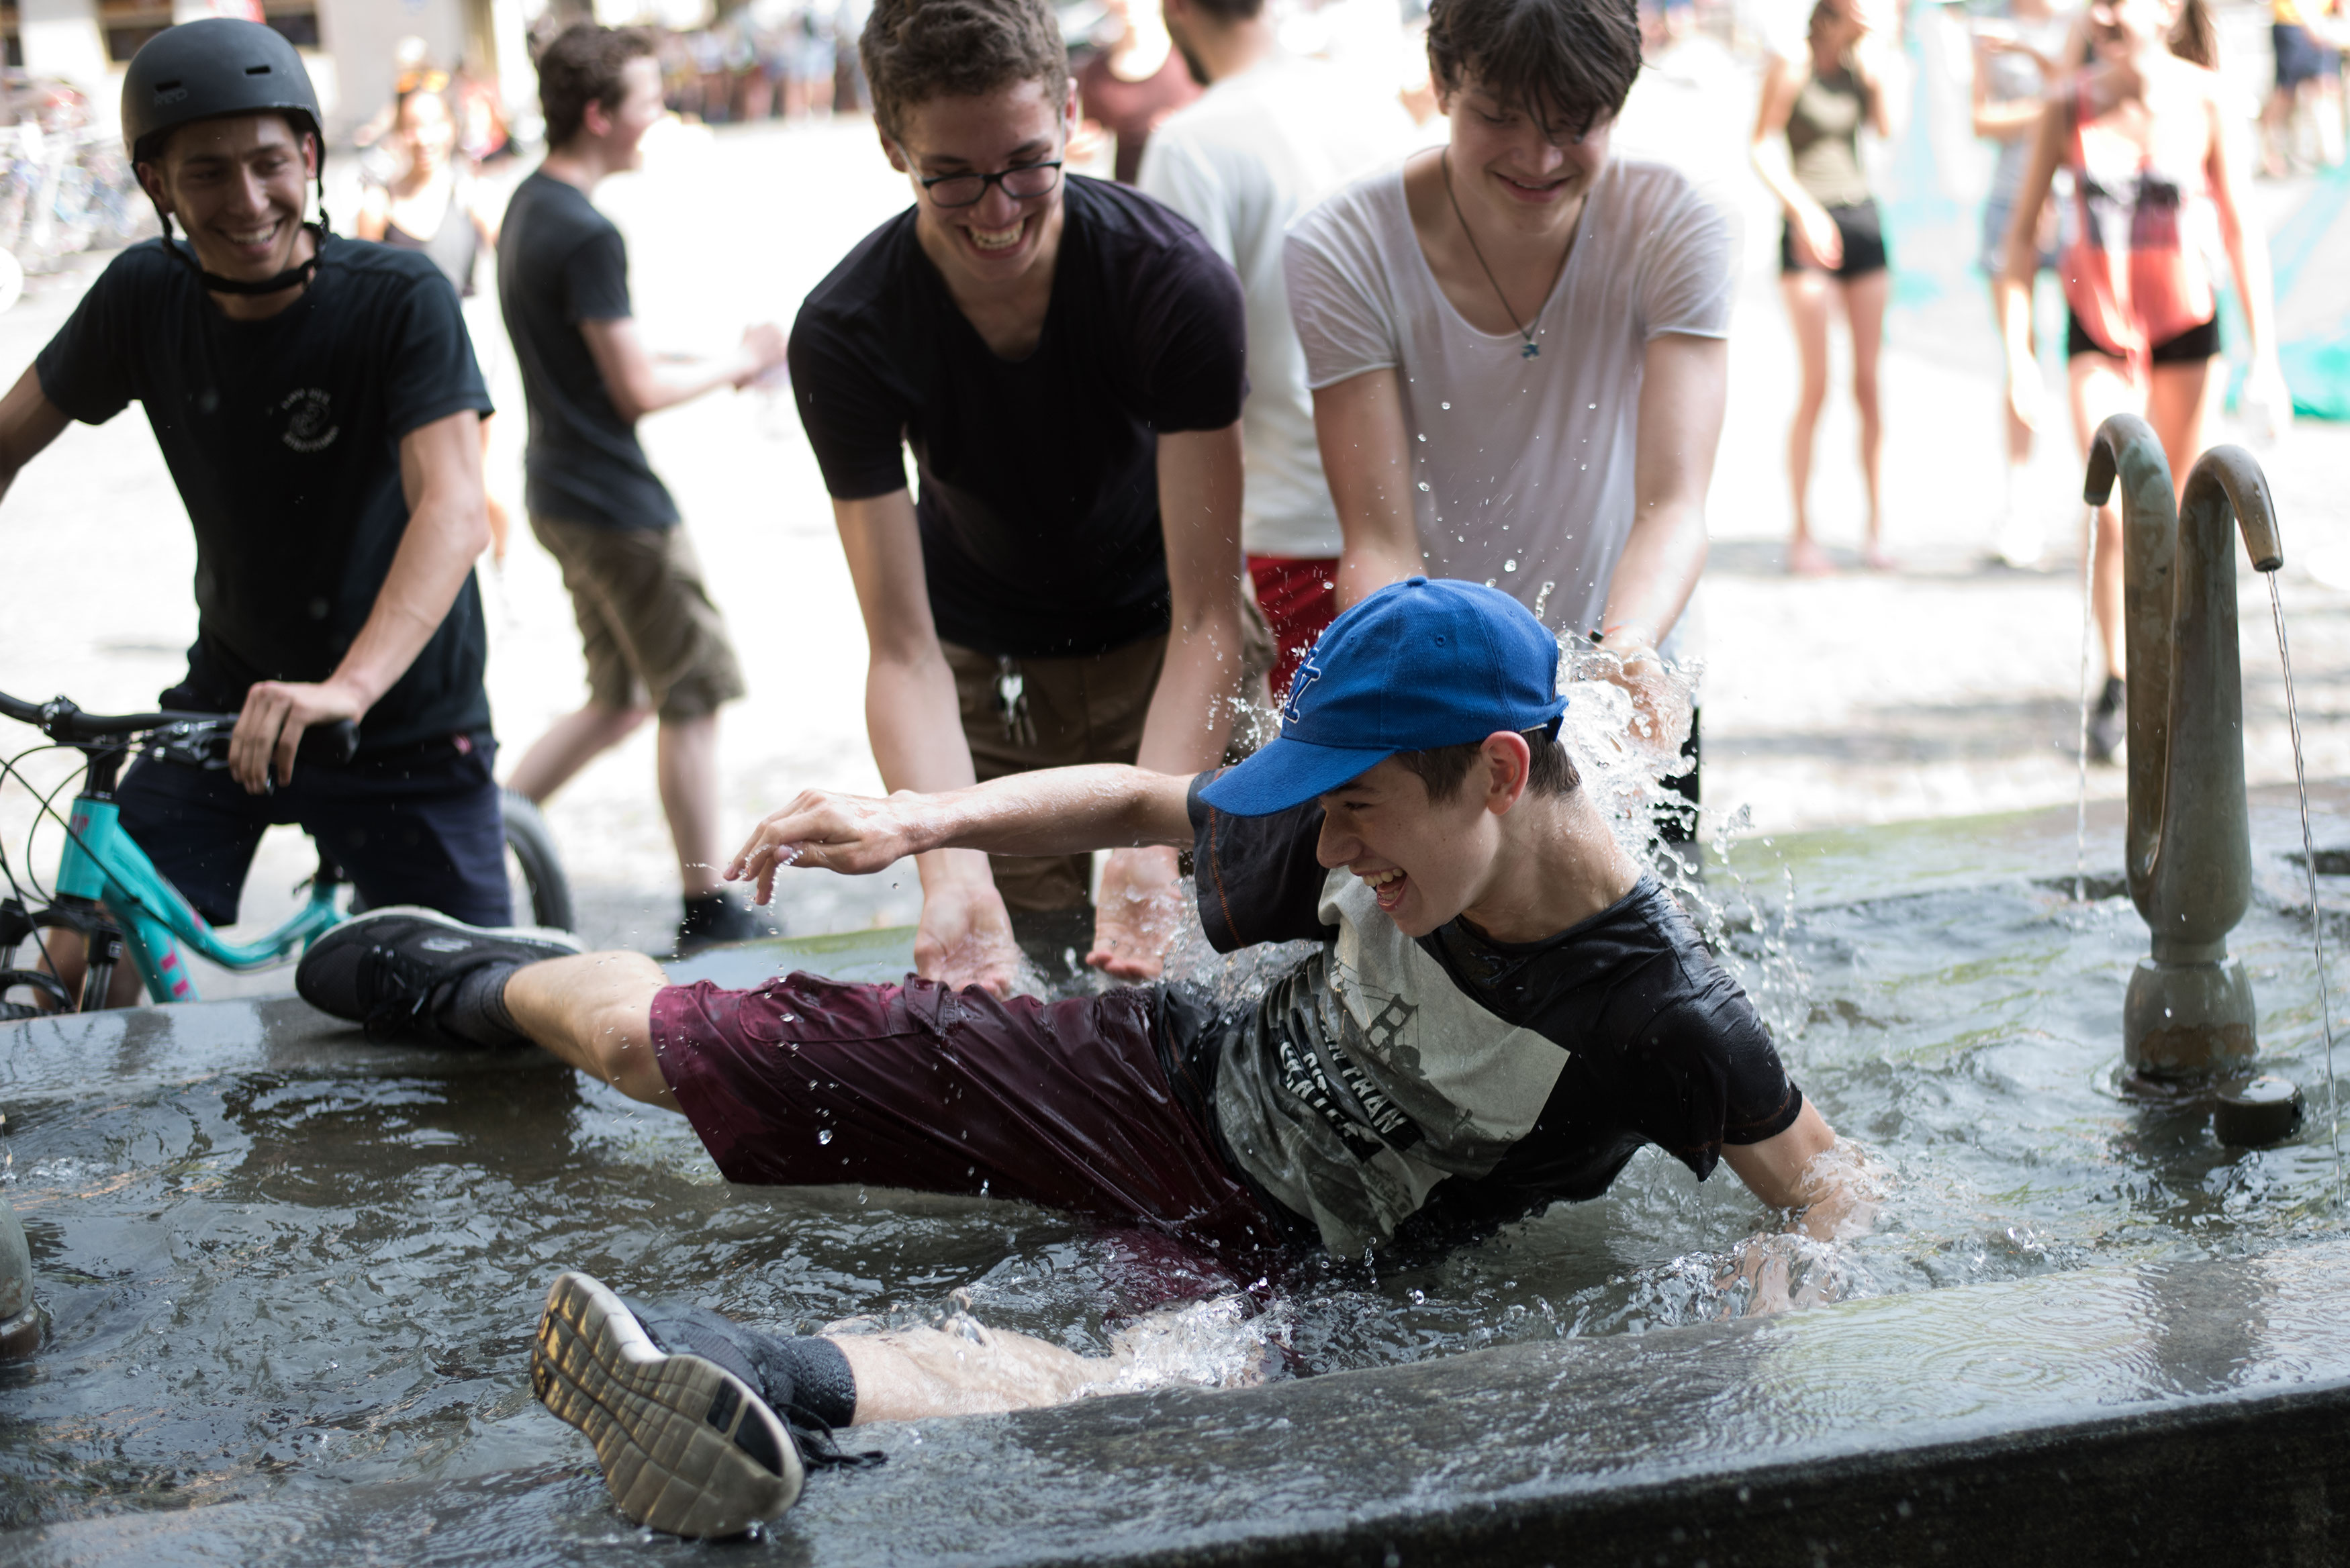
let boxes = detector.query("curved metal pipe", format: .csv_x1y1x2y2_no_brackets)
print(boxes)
2087,417,2289,1078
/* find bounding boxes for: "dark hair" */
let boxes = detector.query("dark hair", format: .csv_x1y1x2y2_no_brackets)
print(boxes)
1393,727,1580,802
1186,0,1268,21
2167,0,2216,68
535,22,655,150
861,0,1070,144
1425,0,1642,136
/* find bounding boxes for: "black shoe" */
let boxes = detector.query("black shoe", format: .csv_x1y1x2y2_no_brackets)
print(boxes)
532,1271,804,1538
675,891,773,957
2087,675,2126,764
295,906,579,1044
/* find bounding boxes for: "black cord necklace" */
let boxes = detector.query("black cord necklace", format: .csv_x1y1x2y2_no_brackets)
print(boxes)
1441,150,1573,361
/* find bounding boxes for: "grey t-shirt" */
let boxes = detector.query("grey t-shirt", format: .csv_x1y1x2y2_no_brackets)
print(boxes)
1282,158,1734,644
1181,776,1803,1257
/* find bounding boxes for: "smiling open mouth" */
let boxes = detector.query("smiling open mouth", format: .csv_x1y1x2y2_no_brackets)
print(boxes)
1359,867,1408,911
965,217,1025,252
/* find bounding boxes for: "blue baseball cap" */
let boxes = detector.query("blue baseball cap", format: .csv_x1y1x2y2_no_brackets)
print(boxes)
1199,577,1567,816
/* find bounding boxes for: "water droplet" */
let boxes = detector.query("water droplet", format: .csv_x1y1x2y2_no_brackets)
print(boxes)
818,1129,834,1144
1440,401,1451,409
1588,402,1597,409
1417,432,1427,442
1503,558,1517,572
1417,481,1431,492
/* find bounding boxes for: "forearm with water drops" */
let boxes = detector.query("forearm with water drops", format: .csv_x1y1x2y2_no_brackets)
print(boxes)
904,767,1196,862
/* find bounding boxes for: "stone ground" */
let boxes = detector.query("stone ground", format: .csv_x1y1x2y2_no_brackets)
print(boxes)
1,16,2347,987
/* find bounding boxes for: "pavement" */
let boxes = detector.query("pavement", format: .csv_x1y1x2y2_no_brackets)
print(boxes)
2,18,2348,978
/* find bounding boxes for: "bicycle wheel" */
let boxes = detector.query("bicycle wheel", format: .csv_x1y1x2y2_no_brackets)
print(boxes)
500,789,575,933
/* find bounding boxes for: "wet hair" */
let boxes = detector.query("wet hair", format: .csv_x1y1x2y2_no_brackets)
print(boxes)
1424,0,1642,138
535,22,656,150
860,0,1070,145
2167,0,2216,68
1393,727,1580,802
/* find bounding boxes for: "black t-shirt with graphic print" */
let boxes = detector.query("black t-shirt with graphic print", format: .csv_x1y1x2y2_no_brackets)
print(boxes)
788,175,1247,658
36,236,494,753
1177,775,1803,1257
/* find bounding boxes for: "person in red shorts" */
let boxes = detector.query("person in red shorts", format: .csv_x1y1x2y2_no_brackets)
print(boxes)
295,577,1861,1539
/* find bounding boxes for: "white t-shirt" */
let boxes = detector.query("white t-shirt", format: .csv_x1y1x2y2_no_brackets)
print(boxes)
1283,157,1734,641
1137,54,1417,559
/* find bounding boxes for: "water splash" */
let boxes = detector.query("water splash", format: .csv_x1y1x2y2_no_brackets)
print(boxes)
2075,505,2100,903
2266,572,2343,1206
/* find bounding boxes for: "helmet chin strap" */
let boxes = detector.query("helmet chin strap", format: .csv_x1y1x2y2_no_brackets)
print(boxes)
158,179,332,297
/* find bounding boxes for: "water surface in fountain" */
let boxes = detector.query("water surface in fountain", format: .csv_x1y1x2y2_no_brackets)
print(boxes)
4,787,2350,1544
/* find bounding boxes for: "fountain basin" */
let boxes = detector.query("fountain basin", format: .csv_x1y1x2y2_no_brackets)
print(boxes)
6,783,2350,1562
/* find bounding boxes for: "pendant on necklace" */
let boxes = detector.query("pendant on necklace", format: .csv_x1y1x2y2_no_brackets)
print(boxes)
1521,342,1540,360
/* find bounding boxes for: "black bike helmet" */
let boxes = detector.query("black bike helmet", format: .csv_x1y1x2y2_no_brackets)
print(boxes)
122,17,324,170
120,19,332,294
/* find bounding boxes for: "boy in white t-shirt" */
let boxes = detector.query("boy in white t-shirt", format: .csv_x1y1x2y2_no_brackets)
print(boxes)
1138,0,1417,695
1284,0,1732,835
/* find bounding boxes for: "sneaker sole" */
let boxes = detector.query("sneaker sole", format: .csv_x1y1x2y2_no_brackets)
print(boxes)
338,904,585,958
532,1271,804,1537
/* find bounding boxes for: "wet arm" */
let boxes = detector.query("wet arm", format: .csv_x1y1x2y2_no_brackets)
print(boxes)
579,314,782,424
1315,368,1421,610
1722,1100,1863,1242
1140,424,1246,775
0,366,70,505
1597,334,1722,654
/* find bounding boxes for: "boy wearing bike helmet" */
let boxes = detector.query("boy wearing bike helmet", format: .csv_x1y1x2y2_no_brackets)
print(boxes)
0,19,507,980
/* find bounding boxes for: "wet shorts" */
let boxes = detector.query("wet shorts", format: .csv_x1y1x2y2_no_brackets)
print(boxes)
1780,199,1889,279
114,730,509,928
2065,311,2221,366
529,513,746,721
649,972,1299,1287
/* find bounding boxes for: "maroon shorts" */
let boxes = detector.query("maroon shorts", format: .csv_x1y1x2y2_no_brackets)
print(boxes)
1248,554,1340,700
649,973,1297,1285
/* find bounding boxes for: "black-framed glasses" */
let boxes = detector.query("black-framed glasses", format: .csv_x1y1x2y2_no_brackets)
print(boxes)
916,159,1064,209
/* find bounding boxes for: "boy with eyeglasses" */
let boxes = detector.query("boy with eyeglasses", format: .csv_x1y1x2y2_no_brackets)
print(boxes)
784,0,1252,996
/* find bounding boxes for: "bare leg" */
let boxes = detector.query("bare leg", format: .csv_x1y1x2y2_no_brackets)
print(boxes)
1842,269,1893,565
2069,352,2143,681
2145,356,2217,505
508,702,651,803
504,950,677,1108
831,1323,1121,1422
1783,272,1835,575
655,713,724,898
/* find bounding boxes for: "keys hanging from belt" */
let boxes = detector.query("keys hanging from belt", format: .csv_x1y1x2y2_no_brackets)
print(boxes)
994,656,1037,748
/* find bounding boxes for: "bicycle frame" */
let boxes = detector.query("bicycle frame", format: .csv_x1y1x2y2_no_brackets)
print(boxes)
54,791,342,1004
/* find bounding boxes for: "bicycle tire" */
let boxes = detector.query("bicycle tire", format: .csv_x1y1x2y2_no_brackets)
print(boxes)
500,789,575,934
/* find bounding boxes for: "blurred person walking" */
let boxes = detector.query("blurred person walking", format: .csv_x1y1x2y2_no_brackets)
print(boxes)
1078,0,1203,181
357,79,510,558
1139,0,1416,695
1751,0,1895,576
1972,0,2077,567
2261,0,2345,175
497,24,790,952
1996,0,2288,761
788,0,1250,993
1286,0,1731,834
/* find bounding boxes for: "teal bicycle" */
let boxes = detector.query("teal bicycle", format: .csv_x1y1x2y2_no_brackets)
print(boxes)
0,689,572,1016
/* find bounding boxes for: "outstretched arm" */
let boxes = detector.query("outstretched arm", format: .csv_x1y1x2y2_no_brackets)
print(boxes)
726,765,1196,905
579,314,786,424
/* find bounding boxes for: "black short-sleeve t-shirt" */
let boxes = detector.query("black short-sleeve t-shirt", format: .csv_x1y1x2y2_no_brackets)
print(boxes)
496,170,679,532
788,176,1247,658
1180,775,1803,1256
35,236,494,753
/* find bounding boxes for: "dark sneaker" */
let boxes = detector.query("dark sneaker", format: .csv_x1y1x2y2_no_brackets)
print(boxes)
532,1271,804,1538
295,906,579,1044
675,891,773,958
2087,675,2126,765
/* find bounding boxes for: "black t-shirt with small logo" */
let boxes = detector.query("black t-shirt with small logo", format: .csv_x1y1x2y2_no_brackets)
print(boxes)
36,236,495,752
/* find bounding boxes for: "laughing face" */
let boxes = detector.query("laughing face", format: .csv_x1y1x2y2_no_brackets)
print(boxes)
1313,754,1512,939
1444,79,1613,236
142,113,316,286
889,78,1075,290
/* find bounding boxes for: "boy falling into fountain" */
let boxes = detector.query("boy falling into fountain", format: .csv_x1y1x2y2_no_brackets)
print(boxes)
294,578,1860,1539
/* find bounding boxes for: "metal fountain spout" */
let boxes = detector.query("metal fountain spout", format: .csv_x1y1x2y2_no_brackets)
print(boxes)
2083,413,2285,1083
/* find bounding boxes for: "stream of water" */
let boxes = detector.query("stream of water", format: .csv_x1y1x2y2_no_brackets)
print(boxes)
2267,571,2343,1205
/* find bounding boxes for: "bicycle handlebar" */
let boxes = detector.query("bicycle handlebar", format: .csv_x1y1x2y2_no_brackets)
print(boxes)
0,690,360,765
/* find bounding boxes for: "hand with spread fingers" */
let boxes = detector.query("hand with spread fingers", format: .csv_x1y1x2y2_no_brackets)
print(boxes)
725,789,931,902
1592,632,1693,769
1087,844,1187,981
229,679,367,794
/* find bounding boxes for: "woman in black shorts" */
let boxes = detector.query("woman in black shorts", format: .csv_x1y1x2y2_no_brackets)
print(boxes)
1995,0,2288,760
1752,0,1896,575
